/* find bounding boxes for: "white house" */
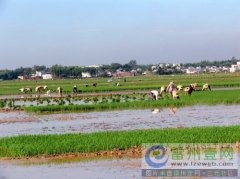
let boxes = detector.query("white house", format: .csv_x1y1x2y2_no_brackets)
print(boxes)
82,72,92,78
42,74,53,80
186,67,201,74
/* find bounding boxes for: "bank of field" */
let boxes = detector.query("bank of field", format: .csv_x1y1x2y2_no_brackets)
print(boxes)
0,73,240,95
24,89,240,113
0,125,240,158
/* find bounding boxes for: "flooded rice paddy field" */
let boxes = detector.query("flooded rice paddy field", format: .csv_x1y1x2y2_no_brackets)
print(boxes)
1,104,240,179
0,104,240,137
1,154,240,179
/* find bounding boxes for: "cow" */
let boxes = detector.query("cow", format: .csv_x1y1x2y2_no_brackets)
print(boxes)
93,83,97,87
202,83,211,91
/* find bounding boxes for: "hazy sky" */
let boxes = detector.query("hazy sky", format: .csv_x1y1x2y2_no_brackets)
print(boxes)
0,0,240,70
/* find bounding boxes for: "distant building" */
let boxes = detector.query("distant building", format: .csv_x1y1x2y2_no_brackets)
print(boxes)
186,67,198,74
229,62,240,73
82,72,92,78
35,71,44,77
151,66,157,70
113,71,136,78
142,71,153,76
42,74,53,80
18,76,28,80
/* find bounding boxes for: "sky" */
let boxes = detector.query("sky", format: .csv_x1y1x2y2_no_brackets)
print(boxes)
0,0,240,70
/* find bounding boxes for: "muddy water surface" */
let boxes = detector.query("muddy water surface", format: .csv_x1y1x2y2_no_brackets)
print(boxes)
0,104,240,137
1,155,141,179
1,104,240,179
1,154,240,179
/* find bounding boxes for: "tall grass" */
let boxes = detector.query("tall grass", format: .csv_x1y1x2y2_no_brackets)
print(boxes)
0,125,240,158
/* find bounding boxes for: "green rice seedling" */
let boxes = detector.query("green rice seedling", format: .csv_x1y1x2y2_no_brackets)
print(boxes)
109,94,113,99
7,101,13,108
83,98,90,103
58,98,66,106
92,97,98,104
23,89,240,113
116,97,121,103
1,125,240,158
0,101,6,108
46,99,51,105
66,96,71,104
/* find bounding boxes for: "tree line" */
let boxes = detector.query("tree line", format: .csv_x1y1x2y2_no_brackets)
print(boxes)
0,58,239,80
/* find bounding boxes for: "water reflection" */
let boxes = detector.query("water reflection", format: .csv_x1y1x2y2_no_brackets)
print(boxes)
151,107,178,115
151,108,162,114
168,107,178,115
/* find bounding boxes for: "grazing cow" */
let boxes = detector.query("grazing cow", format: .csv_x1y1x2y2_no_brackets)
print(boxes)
176,85,183,92
202,83,211,91
85,84,88,87
93,83,97,87
57,87,63,97
184,83,197,95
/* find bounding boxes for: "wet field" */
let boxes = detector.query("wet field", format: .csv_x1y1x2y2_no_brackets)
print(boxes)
1,104,240,178
1,104,240,137
1,153,240,179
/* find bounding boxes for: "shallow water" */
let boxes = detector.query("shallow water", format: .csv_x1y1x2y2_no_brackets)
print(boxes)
0,156,141,179
0,104,240,137
1,104,240,179
1,154,240,179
